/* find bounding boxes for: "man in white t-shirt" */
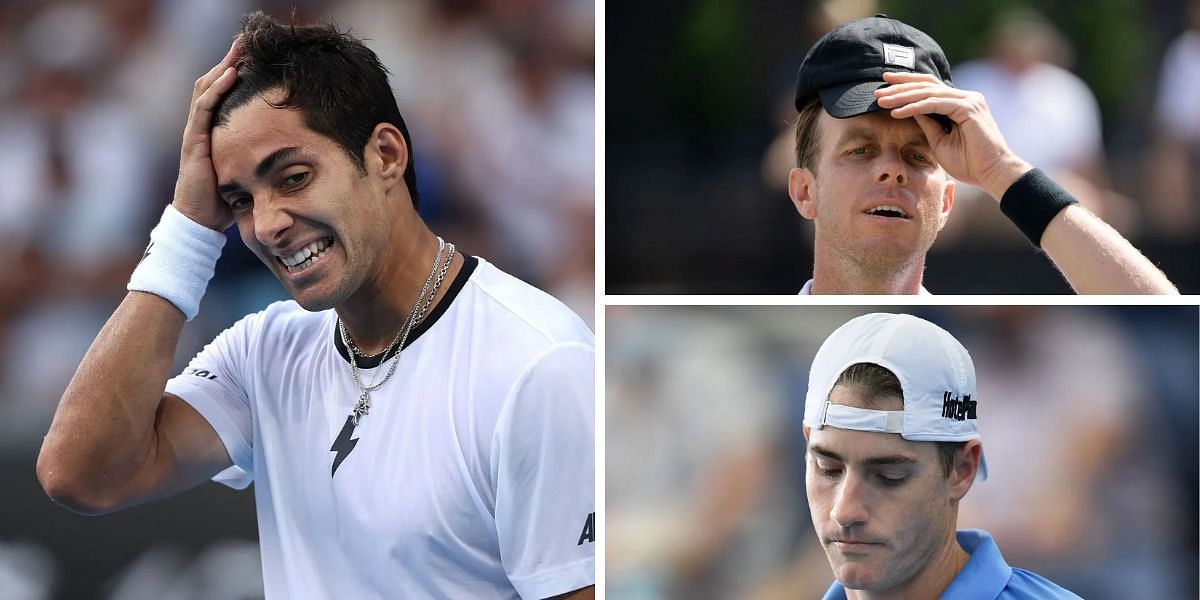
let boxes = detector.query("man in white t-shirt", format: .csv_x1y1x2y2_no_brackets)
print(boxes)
36,12,594,599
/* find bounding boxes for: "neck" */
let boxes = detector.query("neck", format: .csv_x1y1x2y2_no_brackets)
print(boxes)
810,239,926,294
336,225,461,356
846,533,968,600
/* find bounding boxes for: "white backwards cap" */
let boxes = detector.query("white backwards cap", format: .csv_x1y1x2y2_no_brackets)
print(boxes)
804,312,987,480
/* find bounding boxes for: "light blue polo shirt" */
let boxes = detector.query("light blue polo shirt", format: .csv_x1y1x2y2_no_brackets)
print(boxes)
821,529,1082,599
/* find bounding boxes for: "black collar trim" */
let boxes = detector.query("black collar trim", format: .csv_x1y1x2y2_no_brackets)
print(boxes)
332,254,478,367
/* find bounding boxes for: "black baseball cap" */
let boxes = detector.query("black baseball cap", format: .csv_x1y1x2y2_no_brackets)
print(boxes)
795,14,953,118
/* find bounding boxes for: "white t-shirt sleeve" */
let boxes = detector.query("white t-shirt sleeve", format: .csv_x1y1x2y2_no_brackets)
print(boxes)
493,342,596,599
164,311,260,490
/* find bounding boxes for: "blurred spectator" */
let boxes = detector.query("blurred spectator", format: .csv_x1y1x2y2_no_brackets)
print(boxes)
0,1,157,452
1146,0,1200,238
106,0,254,160
0,538,56,600
607,308,783,599
948,9,1137,243
104,540,264,600
953,307,1186,598
955,11,1095,178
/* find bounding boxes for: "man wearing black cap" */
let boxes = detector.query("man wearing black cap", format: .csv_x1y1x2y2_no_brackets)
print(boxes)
789,15,1177,294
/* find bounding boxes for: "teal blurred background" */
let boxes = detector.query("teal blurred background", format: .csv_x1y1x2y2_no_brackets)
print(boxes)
607,305,1199,599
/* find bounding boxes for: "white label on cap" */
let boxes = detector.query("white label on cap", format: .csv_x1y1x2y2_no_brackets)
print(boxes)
883,43,915,68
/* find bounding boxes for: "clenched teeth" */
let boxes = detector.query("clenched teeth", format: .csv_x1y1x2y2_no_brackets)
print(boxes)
279,237,334,271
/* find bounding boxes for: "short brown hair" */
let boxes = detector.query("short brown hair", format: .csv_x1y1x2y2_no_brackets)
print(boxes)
833,362,965,478
794,97,824,173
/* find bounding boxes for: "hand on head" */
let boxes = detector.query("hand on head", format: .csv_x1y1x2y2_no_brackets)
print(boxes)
875,72,1031,199
173,37,244,232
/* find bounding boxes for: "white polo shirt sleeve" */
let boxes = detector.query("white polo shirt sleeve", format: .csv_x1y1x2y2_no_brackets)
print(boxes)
164,310,261,490
493,342,596,599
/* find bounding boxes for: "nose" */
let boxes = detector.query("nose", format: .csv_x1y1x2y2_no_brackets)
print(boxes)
874,149,907,186
253,196,294,247
829,475,869,529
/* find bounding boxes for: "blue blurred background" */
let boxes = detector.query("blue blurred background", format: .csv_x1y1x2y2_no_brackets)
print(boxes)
607,0,1200,293
607,305,1199,599
0,0,593,598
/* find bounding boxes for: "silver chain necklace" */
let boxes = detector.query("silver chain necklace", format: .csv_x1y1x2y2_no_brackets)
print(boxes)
338,238,456,425
341,236,443,364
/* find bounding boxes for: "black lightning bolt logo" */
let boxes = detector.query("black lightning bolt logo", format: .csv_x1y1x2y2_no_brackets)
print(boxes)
139,240,154,264
330,415,359,476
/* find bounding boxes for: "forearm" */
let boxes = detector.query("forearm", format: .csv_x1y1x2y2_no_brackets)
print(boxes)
1039,205,1178,294
37,292,186,510
986,163,1178,295
38,39,244,513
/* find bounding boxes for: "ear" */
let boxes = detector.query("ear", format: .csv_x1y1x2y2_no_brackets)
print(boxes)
937,179,955,231
364,122,408,188
948,439,981,501
802,424,811,442
789,167,818,220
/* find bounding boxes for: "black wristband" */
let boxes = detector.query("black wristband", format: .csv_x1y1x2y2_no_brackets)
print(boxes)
999,168,1079,248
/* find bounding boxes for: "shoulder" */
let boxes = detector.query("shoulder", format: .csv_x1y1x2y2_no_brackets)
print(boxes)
1164,29,1200,64
818,581,846,600
1027,64,1095,99
451,258,593,398
461,257,594,349
999,568,1084,600
946,530,1082,600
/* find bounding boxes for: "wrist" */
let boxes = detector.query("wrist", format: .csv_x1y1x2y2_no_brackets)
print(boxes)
170,201,228,232
982,156,1034,201
127,204,227,321
999,168,1080,247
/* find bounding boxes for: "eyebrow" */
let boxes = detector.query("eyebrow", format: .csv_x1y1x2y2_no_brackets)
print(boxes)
835,126,929,149
808,444,918,466
216,146,304,196
836,127,877,145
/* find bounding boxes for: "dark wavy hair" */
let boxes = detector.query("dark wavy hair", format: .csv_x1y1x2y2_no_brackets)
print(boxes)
214,11,420,208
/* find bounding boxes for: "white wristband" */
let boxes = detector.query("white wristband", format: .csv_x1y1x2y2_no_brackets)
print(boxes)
127,204,227,321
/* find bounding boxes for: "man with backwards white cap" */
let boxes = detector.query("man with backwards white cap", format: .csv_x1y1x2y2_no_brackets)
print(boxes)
802,313,1081,599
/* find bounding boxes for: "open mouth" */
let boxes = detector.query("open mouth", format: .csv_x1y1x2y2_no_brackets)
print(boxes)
277,237,335,273
865,204,910,219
